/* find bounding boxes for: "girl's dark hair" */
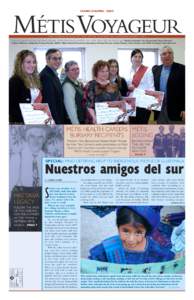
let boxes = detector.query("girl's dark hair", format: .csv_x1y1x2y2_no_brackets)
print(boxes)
116,207,152,234
131,49,144,60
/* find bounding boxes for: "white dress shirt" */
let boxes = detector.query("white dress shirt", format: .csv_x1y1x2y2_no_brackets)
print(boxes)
128,65,155,94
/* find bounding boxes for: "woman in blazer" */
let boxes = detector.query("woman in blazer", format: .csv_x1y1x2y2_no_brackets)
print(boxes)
9,50,42,123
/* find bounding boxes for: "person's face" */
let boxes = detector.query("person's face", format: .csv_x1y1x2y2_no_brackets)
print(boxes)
160,48,174,67
159,126,164,134
96,65,109,81
131,53,143,68
67,64,80,81
22,55,37,75
47,51,62,70
45,138,61,156
26,128,46,154
109,62,118,77
118,223,146,251
169,125,175,134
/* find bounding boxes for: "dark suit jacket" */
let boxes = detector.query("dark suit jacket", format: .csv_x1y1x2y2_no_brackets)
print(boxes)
40,66,70,124
9,75,31,123
152,62,185,121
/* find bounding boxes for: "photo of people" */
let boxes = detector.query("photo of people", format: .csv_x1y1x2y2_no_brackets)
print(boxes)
153,125,185,157
9,37,185,125
9,125,64,231
81,205,185,274
9,125,64,190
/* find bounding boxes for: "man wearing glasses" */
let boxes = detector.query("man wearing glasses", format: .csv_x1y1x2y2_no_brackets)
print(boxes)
152,46,185,124
40,48,70,124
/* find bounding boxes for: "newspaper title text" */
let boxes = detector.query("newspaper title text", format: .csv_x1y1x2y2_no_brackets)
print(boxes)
14,15,182,34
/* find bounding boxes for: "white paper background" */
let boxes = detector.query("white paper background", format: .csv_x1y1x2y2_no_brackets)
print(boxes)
0,0,193,299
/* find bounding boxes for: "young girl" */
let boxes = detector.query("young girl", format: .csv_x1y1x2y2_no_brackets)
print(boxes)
89,206,175,264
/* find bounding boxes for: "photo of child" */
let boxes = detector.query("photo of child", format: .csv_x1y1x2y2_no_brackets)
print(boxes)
81,205,185,273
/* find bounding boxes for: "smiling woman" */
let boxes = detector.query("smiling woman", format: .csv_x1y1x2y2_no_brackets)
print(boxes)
62,60,85,124
9,50,42,124
127,49,155,124
84,60,121,124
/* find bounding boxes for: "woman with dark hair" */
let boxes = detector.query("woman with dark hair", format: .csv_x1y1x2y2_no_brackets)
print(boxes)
9,50,42,123
128,49,155,124
84,60,120,124
108,59,128,97
89,206,174,264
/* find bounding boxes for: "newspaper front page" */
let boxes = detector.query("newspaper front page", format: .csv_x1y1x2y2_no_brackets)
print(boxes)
8,5,185,292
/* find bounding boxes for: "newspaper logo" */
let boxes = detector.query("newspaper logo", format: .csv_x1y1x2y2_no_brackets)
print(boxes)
9,268,23,289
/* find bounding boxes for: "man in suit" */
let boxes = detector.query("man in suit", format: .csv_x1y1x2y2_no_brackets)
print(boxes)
152,46,185,124
165,125,180,157
178,127,185,157
40,49,70,124
153,125,166,157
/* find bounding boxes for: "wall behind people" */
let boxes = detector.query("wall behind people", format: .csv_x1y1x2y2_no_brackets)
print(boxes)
9,38,184,81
